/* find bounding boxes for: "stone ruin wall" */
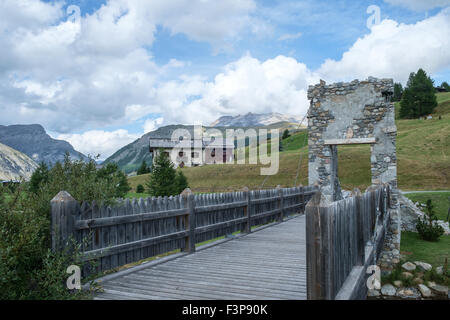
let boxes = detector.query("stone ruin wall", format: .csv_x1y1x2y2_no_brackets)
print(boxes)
306,77,401,269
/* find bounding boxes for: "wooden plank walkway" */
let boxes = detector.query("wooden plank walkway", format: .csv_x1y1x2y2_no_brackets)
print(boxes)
95,215,307,300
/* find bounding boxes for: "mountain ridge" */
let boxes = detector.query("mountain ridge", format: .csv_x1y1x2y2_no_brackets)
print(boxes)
0,142,38,181
211,112,303,127
0,124,89,166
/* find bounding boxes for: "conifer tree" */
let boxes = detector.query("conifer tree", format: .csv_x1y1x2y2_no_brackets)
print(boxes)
400,69,437,119
147,150,189,196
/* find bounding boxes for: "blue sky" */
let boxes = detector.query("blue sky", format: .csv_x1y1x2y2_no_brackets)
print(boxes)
1,0,449,158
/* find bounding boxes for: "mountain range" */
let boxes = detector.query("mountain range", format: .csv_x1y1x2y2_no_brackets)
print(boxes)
211,112,303,127
105,112,304,174
0,113,303,176
0,124,88,166
0,142,38,181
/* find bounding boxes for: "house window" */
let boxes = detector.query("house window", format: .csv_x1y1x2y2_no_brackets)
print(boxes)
179,151,184,157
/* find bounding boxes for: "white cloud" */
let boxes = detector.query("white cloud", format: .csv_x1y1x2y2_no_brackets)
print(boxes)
143,117,164,133
278,32,303,41
318,8,450,84
179,54,319,125
2,1,450,159
384,0,450,11
0,0,63,31
0,0,262,133
57,130,141,160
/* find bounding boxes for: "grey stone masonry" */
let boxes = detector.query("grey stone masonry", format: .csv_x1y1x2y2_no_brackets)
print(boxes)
307,77,401,269
307,77,397,199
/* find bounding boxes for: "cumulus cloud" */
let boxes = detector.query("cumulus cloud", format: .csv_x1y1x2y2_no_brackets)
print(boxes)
318,8,450,84
1,0,450,158
384,0,450,11
0,0,260,132
143,117,164,133
57,130,141,160
179,54,319,125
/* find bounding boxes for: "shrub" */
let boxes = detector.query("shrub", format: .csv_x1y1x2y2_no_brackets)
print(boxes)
0,154,128,299
282,129,290,140
136,184,145,194
96,162,131,198
174,171,189,193
416,199,444,242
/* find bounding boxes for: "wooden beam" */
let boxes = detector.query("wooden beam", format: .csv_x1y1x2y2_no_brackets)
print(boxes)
323,138,376,145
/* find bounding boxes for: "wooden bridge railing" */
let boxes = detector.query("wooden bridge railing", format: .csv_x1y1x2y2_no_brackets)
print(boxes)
51,185,317,277
306,184,392,300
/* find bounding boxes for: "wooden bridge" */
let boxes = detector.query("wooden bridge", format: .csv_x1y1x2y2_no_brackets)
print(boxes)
52,184,393,300
94,215,306,300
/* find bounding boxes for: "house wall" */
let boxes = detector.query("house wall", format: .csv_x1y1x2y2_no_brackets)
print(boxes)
150,146,234,168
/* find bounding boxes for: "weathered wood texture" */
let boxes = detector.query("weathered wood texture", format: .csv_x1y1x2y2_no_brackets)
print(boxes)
95,215,308,300
306,184,391,300
51,186,317,277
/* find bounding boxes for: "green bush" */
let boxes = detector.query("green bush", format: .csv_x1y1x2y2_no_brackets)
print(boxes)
174,171,189,193
0,154,129,299
136,184,145,194
416,199,445,242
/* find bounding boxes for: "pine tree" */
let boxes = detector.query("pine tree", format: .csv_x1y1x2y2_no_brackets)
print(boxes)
147,150,187,197
393,83,403,102
282,129,290,140
29,162,49,193
137,160,150,175
442,81,450,92
97,162,131,197
174,171,189,194
399,69,437,119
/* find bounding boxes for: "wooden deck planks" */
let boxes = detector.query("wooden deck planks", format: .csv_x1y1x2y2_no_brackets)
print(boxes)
95,215,307,300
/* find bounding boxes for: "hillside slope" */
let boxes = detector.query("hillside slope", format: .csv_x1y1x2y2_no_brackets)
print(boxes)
129,93,450,193
0,124,88,166
0,142,38,181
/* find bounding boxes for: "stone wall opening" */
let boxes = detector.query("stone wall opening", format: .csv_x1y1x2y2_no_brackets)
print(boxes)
337,144,372,191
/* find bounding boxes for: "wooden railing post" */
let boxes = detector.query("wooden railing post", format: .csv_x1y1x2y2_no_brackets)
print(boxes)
182,188,196,253
51,191,78,252
300,185,305,214
277,185,284,222
306,191,333,300
353,188,364,266
241,187,251,234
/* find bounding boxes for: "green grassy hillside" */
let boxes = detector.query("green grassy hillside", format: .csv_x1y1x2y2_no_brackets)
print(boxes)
129,93,450,194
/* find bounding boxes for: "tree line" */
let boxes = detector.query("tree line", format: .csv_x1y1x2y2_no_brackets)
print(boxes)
392,68,448,119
